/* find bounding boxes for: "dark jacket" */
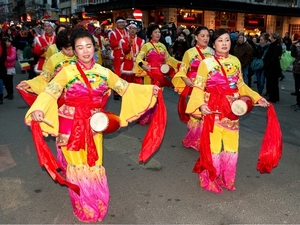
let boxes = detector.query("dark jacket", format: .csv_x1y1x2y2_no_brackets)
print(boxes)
172,39,189,61
283,36,292,50
0,40,7,79
255,43,269,59
13,31,34,51
233,41,253,68
263,40,282,77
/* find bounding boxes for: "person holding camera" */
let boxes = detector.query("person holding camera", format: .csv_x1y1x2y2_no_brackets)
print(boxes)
172,31,189,61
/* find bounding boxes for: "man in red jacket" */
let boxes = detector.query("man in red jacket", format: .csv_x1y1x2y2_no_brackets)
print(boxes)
33,20,56,74
121,21,145,84
108,16,130,100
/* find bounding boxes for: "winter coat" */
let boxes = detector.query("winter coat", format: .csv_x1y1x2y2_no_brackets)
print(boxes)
5,45,16,69
255,42,269,59
0,40,7,79
233,41,253,68
12,31,34,51
263,40,282,78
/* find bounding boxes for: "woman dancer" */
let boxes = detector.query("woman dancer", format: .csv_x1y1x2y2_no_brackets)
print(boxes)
134,23,182,124
24,30,162,222
186,28,269,193
172,26,214,151
17,29,76,95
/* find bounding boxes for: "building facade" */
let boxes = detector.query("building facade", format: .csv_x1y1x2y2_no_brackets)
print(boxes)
82,0,300,39
7,0,300,40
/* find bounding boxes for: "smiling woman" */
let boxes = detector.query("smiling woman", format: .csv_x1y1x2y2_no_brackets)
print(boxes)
23,30,165,222
186,28,271,194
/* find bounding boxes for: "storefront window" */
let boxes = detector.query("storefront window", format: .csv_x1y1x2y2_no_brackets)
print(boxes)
244,14,266,36
215,12,237,32
177,8,203,28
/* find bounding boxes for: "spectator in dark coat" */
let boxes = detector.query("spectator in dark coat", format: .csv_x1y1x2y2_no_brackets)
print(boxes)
172,31,189,61
253,33,270,95
283,32,292,51
12,25,34,71
137,25,146,42
263,33,282,103
233,32,253,85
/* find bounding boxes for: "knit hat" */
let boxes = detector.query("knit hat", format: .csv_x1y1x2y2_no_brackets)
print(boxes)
230,32,237,41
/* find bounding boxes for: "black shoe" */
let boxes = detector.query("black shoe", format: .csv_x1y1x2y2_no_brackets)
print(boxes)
291,92,297,96
4,95,9,99
113,95,120,100
8,95,13,100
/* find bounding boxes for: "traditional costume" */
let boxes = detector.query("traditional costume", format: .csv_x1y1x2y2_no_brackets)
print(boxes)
108,20,130,77
25,51,77,95
24,60,166,222
33,21,56,74
45,43,59,61
172,46,214,151
134,41,182,125
134,41,182,87
187,54,262,193
121,23,145,84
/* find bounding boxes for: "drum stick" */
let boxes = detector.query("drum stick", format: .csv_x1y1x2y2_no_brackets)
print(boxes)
254,104,261,106
41,118,54,127
211,111,221,114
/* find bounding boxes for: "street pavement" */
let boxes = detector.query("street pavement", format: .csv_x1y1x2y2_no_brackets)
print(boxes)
0,67,300,225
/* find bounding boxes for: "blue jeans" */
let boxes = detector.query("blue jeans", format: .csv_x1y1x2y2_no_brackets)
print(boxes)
0,79,3,94
242,65,249,85
256,69,265,95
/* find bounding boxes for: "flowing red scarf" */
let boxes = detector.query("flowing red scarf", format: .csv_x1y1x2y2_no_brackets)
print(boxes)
257,104,282,173
30,121,80,195
138,90,167,163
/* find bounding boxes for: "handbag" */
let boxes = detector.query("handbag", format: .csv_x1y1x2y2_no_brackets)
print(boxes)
250,58,264,71
250,47,268,71
280,51,295,71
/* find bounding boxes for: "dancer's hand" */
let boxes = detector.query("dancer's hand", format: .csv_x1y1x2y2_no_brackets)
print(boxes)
142,64,151,71
257,98,269,107
182,77,193,87
153,85,160,97
200,104,213,115
16,81,30,90
31,110,45,122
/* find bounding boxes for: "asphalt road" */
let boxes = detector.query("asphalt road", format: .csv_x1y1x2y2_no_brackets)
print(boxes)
0,68,299,224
